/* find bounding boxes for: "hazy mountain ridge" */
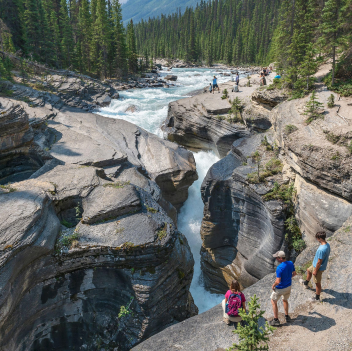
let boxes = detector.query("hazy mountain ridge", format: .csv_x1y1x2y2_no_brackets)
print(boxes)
122,0,199,24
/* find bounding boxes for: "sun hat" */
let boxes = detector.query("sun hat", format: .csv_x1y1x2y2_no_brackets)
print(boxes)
272,251,286,258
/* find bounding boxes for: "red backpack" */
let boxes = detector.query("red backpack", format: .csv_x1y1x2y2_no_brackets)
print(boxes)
226,293,242,317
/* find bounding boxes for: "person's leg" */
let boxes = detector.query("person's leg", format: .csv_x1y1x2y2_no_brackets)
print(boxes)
271,299,278,319
222,299,230,324
306,268,312,281
283,300,289,315
316,283,322,296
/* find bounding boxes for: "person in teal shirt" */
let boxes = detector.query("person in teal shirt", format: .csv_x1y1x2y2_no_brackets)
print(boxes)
300,231,331,302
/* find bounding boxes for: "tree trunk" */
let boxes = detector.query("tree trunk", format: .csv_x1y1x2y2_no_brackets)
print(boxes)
332,45,336,85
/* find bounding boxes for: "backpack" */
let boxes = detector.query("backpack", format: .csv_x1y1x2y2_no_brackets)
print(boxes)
225,293,242,317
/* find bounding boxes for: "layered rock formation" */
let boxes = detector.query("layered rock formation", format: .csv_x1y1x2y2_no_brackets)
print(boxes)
163,94,250,158
0,100,46,184
0,165,197,351
200,133,287,292
0,74,199,350
271,90,352,242
132,215,352,351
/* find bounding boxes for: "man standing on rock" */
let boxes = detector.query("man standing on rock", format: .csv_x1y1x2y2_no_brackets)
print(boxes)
300,231,331,302
212,76,219,93
269,251,296,326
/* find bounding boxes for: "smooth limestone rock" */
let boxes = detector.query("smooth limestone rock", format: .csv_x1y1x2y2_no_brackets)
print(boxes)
133,215,352,351
163,95,250,158
271,91,352,240
200,134,286,292
0,99,46,184
0,164,197,351
48,107,198,210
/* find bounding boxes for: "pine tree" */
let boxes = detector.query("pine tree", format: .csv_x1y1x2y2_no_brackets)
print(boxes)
111,0,127,77
227,295,275,351
59,0,75,68
319,0,345,85
126,20,138,73
304,90,324,124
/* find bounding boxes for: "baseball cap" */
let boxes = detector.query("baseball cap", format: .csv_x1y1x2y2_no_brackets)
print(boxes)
272,251,286,258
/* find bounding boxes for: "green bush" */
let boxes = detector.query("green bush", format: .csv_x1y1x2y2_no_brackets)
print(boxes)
227,295,275,351
327,94,335,108
284,125,298,135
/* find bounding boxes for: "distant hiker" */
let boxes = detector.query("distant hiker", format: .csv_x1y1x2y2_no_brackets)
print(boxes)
269,251,297,326
263,67,267,76
222,279,246,325
260,73,267,86
235,73,240,86
300,231,331,302
209,83,213,93
212,76,220,93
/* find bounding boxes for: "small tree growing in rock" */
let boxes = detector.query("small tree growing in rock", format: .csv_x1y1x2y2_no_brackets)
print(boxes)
327,94,335,108
229,97,244,123
304,90,324,124
227,295,275,351
251,151,262,181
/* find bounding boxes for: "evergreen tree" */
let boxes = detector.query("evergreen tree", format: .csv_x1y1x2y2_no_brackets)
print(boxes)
227,295,275,351
319,0,345,85
111,0,127,77
304,90,324,124
59,0,75,68
126,19,138,73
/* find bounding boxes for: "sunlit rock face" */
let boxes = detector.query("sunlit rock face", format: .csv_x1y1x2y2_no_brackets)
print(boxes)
0,164,197,351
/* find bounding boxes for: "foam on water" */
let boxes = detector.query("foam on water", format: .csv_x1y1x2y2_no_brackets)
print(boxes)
97,68,231,312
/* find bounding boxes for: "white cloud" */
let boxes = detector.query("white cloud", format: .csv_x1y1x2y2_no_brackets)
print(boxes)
120,0,129,4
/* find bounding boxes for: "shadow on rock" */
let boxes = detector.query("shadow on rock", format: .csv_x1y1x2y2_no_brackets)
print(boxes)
323,289,352,309
293,311,336,332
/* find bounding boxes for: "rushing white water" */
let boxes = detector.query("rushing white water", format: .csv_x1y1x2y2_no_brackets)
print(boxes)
98,68,231,312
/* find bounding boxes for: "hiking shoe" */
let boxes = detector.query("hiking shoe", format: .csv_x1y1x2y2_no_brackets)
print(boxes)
223,318,231,325
269,319,280,326
285,315,292,323
299,279,309,289
308,297,320,303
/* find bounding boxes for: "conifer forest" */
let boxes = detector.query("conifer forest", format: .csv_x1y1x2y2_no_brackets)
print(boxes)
0,0,352,94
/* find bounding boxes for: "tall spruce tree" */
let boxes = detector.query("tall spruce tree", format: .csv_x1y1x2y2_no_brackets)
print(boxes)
319,0,345,85
126,19,138,73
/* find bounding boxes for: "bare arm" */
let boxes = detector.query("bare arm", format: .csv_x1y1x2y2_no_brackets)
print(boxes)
292,271,297,278
242,301,246,312
313,259,323,275
272,277,281,290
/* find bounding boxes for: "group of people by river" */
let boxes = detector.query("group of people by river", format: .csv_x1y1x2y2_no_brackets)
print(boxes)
222,231,331,327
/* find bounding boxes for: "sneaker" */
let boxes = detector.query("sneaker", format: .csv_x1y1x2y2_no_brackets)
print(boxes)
269,319,280,326
308,297,319,303
285,315,291,323
299,279,309,289
223,317,231,325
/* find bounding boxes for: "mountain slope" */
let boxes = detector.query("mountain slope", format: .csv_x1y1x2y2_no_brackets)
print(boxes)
122,0,199,24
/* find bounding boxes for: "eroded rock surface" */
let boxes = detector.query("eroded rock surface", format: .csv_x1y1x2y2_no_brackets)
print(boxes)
0,164,197,351
0,100,46,184
132,216,352,351
200,133,287,292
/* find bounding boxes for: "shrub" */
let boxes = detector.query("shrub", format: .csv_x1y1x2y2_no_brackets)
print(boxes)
284,124,298,135
261,136,273,151
60,231,81,249
221,88,229,100
324,130,340,144
327,94,335,108
227,295,275,351
348,141,352,154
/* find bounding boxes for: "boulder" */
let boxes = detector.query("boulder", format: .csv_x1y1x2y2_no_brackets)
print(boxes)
251,88,288,108
48,108,198,210
125,104,139,113
0,164,197,351
164,75,178,81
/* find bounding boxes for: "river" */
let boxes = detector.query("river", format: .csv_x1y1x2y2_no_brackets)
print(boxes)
98,67,235,313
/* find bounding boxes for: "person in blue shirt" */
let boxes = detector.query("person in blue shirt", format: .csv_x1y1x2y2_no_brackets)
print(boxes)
212,76,219,93
269,251,296,326
300,231,331,302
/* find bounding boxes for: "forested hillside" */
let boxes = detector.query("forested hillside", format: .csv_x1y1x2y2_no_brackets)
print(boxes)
121,0,199,25
135,0,281,65
0,0,138,78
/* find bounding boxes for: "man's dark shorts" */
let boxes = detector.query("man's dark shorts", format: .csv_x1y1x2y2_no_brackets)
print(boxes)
213,84,218,89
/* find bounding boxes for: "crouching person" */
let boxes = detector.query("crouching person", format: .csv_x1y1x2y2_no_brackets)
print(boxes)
269,251,297,326
222,280,246,325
